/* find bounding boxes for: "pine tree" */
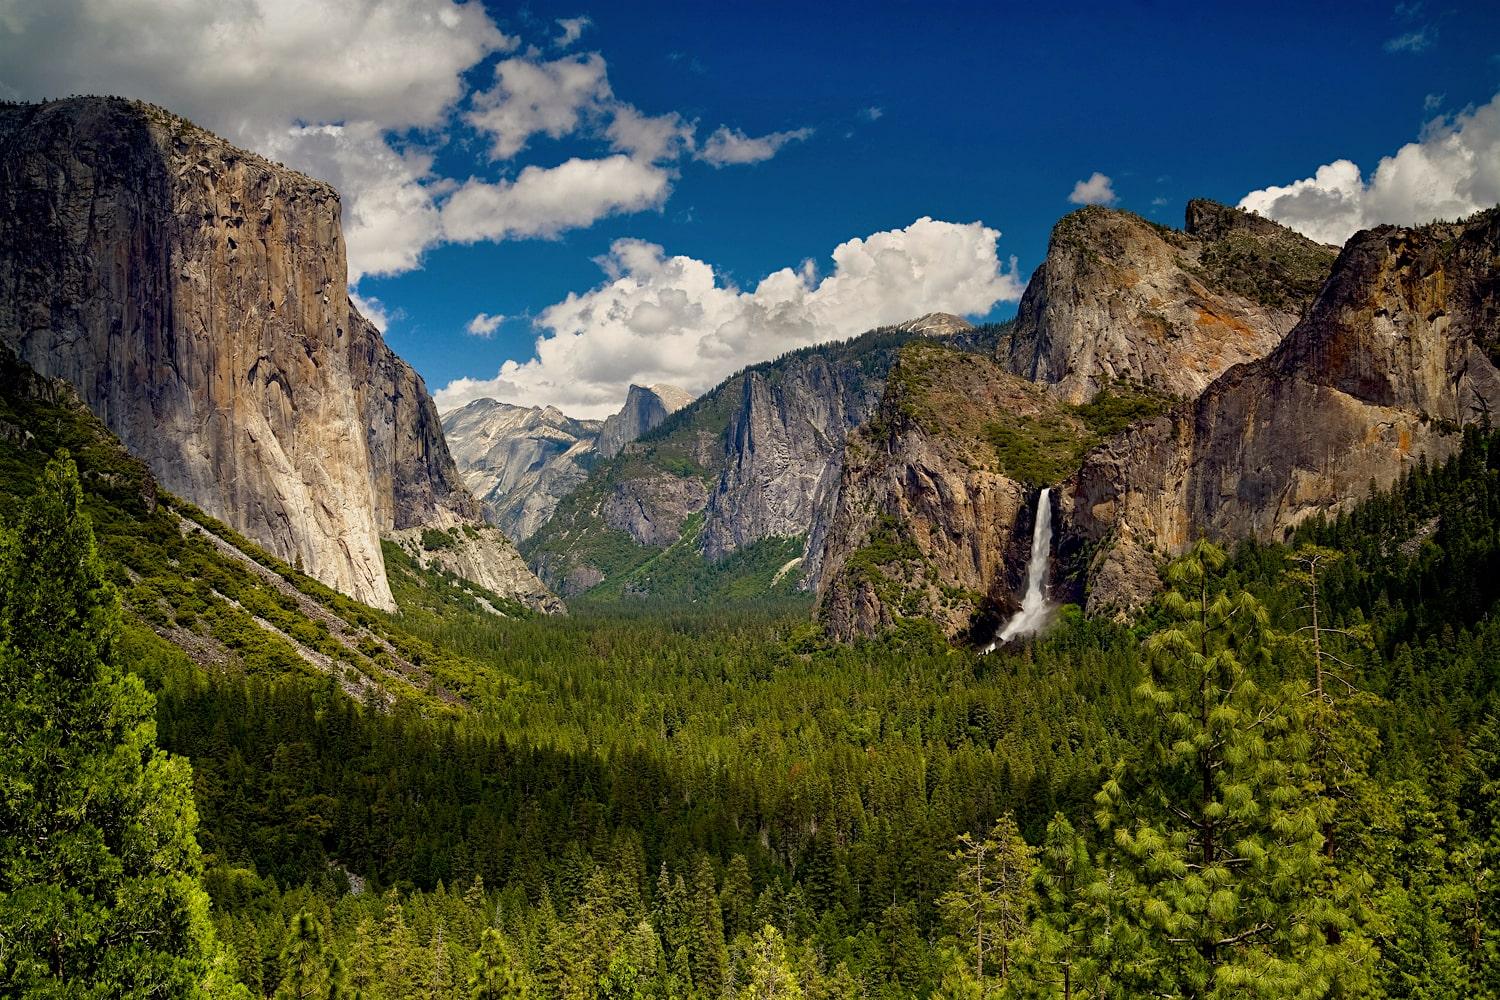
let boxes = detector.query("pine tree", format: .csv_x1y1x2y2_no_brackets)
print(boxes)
721,854,755,942
1094,541,1373,999
1020,814,1094,1000
688,855,729,996
0,454,219,996
346,917,382,1000
469,928,526,1000
937,814,1035,988
737,926,802,1000
274,911,337,1000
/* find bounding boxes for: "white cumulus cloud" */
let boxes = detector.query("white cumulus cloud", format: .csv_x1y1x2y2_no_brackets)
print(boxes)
1239,92,1500,246
466,53,613,160
698,126,814,167
1068,172,1118,206
435,217,1025,417
607,105,696,162
467,312,506,337
554,16,592,48
441,155,673,243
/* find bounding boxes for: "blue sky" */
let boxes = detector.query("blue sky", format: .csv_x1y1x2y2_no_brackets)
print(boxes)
3,0,1500,415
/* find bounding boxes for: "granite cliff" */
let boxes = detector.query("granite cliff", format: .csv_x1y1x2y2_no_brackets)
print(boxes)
1064,207,1500,613
441,398,602,541
1007,200,1336,402
0,96,554,613
815,203,1500,639
596,383,694,459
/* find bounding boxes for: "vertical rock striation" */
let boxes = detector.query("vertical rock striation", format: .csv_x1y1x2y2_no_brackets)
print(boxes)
0,97,555,612
441,398,602,541
1065,208,1500,613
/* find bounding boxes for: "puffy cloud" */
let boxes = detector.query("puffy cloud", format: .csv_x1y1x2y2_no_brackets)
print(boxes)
0,1,827,284
0,0,512,132
441,155,673,243
0,0,511,282
435,217,1025,417
1239,92,1500,246
466,53,612,159
466,312,506,337
350,291,395,332
607,105,696,162
1068,172,1117,206
554,16,592,48
697,126,814,167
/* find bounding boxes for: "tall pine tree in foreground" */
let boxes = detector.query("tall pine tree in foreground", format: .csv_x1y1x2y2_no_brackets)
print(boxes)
1094,541,1373,999
0,455,221,996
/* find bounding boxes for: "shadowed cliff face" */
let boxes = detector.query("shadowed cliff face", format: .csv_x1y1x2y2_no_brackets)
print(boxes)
0,97,553,612
1007,201,1336,403
522,323,971,598
702,353,886,566
812,343,1042,641
1064,208,1500,613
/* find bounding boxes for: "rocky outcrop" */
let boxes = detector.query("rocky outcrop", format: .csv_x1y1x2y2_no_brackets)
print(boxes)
1065,209,1500,612
813,343,1052,641
441,398,602,540
1006,201,1336,403
388,525,564,615
603,475,709,546
351,310,483,533
0,97,557,613
597,383,694,458
892,312,975,337
702,353,885,564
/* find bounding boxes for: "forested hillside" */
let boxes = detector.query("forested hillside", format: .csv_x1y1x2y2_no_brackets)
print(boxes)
4,337,1497,996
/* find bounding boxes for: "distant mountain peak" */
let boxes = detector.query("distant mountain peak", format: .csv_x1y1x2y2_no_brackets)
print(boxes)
597,383,695,459
894,312,974,337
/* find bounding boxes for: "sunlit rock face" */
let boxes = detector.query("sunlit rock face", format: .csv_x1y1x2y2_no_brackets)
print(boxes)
441,398,603,541
1064,207,1500,613
597,383,694,459
1007,200,1336,403
0,96,556,612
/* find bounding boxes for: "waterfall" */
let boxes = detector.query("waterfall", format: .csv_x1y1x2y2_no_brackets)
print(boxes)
983,487,1054,652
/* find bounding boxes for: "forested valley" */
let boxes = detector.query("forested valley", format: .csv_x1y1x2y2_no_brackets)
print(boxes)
4,412,1499,997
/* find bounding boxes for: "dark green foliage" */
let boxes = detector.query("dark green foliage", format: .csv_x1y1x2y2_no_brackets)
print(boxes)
420,527,460,552
7,352,1500,996
982,385,1171,486
1189,227,1337,313
0,456,220,997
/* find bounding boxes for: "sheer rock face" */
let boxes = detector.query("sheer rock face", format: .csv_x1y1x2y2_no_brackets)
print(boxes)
1064,209,1500,613
1006,201,1336,403
596,383,694,459
523,330,920,596
812,204,1500,641
441,399,602,541
812,345,1040,641
351,310,484,534
0,97,556,612
702,353,884,564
